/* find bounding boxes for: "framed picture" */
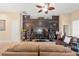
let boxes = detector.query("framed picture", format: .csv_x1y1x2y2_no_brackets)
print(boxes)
0,20,5,31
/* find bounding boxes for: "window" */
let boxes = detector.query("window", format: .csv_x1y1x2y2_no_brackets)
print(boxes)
72,20,79,38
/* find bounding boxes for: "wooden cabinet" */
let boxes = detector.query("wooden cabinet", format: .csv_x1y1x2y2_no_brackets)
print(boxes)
23,15,30,29
52,16,59,31
48,16,59,39
21,15,30,41
21,15,59,41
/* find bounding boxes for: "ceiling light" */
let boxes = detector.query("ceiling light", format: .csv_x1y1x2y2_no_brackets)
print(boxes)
36,3,55,14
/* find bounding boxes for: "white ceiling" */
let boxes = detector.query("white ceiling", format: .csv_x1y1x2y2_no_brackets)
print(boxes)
0,3,79,18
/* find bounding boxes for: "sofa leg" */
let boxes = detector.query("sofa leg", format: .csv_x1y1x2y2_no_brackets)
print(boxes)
38,46,40,56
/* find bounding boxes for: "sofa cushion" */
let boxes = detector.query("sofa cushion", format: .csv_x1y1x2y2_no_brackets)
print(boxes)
40,52,76,56
39,43,71,52
64,47,72,52
2,51,38,56
7,42,38,52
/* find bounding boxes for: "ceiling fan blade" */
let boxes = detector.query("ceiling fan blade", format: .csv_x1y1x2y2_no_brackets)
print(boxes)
48,3,55,10
48,7,55,10
36,5,42,8
38,9,42,13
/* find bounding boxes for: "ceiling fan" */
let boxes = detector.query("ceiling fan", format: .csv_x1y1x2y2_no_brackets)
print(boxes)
36,3,55,14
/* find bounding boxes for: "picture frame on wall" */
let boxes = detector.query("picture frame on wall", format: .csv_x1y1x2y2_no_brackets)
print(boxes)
0,20,5,31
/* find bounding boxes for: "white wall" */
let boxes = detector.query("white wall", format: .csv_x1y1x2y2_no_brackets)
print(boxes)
0,10,79,42
59,14,71,36
71,10,79,36
0,12,21,42
59,10,79,36
72,20,79,37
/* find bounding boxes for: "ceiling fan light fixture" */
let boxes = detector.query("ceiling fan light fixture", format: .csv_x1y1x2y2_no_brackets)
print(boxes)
45,11,48,14
43,8,48,12
36,3,55,14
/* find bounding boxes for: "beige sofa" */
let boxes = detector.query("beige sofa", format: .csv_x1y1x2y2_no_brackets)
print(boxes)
2,42,76,56
39,43,76,56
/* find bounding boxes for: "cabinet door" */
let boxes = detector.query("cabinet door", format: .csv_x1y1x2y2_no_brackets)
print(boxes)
52,16,59,31
23,15,30,29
